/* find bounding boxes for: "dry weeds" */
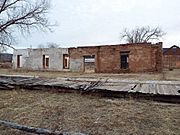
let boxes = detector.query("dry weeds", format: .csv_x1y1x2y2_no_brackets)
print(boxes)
1,68,180,80
0,90,179,135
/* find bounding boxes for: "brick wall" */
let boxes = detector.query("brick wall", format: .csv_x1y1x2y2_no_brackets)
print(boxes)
163,45,180,69
69,42,163,73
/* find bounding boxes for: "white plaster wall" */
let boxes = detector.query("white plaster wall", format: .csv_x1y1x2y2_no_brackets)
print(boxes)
13,49,29,69
13,48,69,71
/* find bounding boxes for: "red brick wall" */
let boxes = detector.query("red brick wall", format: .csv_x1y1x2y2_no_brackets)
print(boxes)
69,42,163,73
163,46,180,69
164,46,180,55
163,55,180,69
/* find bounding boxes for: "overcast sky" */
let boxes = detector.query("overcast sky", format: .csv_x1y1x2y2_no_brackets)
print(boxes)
15,0,180,50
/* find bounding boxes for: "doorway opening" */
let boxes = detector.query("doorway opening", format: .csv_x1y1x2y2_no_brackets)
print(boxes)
63,54,70,69
43,55,49,69
84,55,95,73
17,55,22,68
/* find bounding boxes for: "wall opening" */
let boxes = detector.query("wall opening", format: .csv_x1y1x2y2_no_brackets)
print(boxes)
120,52,129,69
43,55,49,69
17,55,22,68
63,54,70,69
84,55,95,73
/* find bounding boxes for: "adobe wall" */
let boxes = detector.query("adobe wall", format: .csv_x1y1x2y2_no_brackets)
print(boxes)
13,48,69,71
69,42,163,73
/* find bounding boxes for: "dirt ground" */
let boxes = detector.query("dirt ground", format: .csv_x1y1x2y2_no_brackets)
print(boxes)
0,68,180,80
0,90,179,135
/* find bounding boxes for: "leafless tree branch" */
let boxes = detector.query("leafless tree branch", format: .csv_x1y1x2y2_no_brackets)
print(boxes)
0,0,52,49
120,26,166,43
37,42,60,48
0,42,16,50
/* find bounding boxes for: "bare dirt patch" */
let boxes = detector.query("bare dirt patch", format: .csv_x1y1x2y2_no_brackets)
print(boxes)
0,90,179,135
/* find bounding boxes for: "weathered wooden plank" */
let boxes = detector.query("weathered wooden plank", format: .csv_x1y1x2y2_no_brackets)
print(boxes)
0,75,180,96
138,84,149,94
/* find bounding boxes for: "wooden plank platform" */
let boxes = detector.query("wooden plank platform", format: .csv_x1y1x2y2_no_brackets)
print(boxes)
0,75,180,103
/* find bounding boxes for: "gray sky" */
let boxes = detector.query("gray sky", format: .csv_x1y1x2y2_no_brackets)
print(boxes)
15,0,180,50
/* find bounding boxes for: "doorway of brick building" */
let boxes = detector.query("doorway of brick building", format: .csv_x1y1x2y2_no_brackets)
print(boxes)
84,55,95,73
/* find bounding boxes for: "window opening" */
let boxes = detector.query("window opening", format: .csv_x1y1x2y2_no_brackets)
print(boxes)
120,52,129,69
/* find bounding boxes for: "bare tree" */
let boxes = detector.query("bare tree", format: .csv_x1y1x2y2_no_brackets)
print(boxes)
46,42,59,48
37,42,59,48
120,26,165,43
0,0,52,49
37,44,45,48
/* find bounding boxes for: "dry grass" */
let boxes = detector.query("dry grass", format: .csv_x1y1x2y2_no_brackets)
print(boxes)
0,68,180,134
1,68,180,80
0,90,179,135
163,69,180,81
0,69,167,80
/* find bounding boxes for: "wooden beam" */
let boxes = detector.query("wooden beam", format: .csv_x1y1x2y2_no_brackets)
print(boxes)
0,120,87,135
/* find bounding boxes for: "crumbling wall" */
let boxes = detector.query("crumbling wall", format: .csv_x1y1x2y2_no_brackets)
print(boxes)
69,42,163,73
13,43,163,73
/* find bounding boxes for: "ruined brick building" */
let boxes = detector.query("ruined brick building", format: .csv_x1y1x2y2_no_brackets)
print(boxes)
163,45,180,69
69,42,163,73
13,42,163,73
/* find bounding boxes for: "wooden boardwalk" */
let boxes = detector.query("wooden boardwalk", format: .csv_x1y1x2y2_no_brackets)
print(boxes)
0,75,180,102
